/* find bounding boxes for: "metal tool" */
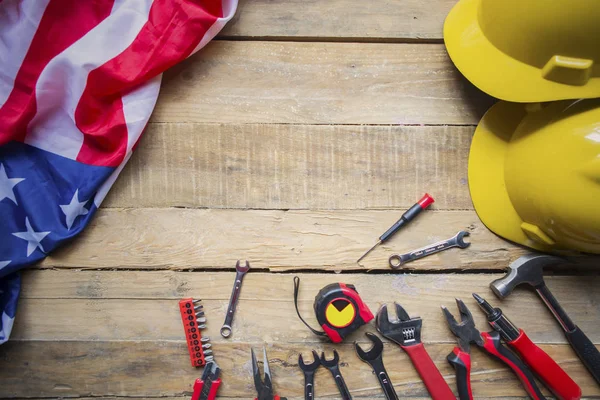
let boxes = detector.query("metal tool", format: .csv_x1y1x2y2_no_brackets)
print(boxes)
252,347,287,400
179,298,213,367
376,303,454,400
388,230,470,269
221,260,250,338
473,293,581,400
320,350,352,400
357,193,434,263
490,254,600,385
298,351,320,400
293,276,373,343
354,332,399,400
442,298,546,400
192,361,222,400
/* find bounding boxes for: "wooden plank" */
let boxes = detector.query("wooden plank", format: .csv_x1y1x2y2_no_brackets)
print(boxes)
40,209,526,271
16,271,600,344
1,341,598,398
105,124,473,210
220,0,456,40
153,42,493,125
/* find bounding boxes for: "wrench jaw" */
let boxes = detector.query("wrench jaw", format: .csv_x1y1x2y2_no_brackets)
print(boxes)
455,231,471,249
376,303,423,347
298,350,321,372
354,332,384,362
235,259,251,273
319,350,340,368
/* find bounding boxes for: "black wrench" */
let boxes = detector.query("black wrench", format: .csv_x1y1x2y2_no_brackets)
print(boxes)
298,350,320,400
389,230,471,268
320,350,352,400
220,260,250,338
354,332,398,400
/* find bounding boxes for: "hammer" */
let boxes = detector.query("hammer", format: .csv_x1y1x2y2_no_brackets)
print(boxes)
490,254,600,386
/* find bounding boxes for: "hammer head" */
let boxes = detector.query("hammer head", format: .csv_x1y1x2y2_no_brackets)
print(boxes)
490,254,564,298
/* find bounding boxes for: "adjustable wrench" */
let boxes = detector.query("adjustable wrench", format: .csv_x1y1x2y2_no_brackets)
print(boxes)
388,230,470,269
220,260,250,338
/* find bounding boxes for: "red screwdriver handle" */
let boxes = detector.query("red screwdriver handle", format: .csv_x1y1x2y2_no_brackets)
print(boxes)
509,330,581,400
446,347,472,400
481,331,547,400
403,343,455,400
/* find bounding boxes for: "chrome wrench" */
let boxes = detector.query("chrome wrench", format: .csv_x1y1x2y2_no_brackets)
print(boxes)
388,231,470,269
220,260,250,338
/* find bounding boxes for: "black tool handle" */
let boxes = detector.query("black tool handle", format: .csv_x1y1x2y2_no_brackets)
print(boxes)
565,325,600,384
303,372,315,400
446,347,472,400
480,331,546,400
329,366,352,400
369,358,399,400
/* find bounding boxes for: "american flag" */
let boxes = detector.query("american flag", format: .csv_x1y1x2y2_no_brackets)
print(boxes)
0,0,237,344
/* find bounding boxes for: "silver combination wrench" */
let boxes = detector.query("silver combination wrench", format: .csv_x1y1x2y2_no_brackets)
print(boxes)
220,260,250,338
388,230,470,269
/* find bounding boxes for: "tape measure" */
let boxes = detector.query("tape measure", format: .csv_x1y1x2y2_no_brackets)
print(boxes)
293,276,374,343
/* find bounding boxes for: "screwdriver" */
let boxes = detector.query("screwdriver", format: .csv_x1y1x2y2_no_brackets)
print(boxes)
357,193,434,264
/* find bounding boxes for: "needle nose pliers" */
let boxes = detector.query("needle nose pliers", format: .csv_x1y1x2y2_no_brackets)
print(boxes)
441,298,546,400
252,347,287,400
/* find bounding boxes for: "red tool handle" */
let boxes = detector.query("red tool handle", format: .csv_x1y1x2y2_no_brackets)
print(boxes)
192,377,221,400
403,343,455,400
446,347,472,400
509,329,581,400
481,331,546,400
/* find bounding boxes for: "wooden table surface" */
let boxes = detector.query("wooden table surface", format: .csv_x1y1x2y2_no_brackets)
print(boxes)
1,0,599,399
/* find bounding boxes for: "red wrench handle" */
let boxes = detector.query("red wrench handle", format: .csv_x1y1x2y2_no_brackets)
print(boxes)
509,330,581,400
446,347,472,400
403,343,455,400
481,331,546,400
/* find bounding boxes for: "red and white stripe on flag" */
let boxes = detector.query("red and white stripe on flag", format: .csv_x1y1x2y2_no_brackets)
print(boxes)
0,0,237,203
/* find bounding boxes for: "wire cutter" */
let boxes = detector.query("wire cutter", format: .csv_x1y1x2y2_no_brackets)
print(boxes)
191,361,221,400
252,347,287,400
441,298,546,400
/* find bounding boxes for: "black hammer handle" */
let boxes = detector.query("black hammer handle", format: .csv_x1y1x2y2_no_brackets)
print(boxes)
565,326,600,384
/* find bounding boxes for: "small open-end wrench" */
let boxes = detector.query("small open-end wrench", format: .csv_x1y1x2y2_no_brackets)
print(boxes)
389,230,470,269
355,332,399,400
220,260,250,338
320,350,352,400
298,351,320,400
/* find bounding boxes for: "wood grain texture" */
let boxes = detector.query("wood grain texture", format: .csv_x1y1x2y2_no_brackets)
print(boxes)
14,271,600,344
105,124,473,210
40,208,526,271
220,0,456,40
152,42,494,125
1,341,598,398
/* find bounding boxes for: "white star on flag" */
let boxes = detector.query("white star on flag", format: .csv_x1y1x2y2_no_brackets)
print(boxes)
0,261,10,270
0,163,25,205
59,189,89,230
12,217,51,257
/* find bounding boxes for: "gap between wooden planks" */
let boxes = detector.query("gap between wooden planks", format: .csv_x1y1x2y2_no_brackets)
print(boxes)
14,271,600,344
220,0,456,41
105,124,473,210
39,208,527,271
153,42,494,125
2,270,599,398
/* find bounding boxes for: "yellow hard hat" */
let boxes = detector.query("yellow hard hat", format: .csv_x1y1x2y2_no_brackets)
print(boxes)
469,99,600,254
444,0,600,102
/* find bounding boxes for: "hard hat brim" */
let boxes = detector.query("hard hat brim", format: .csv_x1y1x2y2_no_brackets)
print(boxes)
468,101,551,251
444,0,600,102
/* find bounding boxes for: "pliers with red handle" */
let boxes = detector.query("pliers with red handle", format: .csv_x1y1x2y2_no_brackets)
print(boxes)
473,293,581,400
376,303,455,400
442,298,547,400
191,361,221,400
252,347,287,400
